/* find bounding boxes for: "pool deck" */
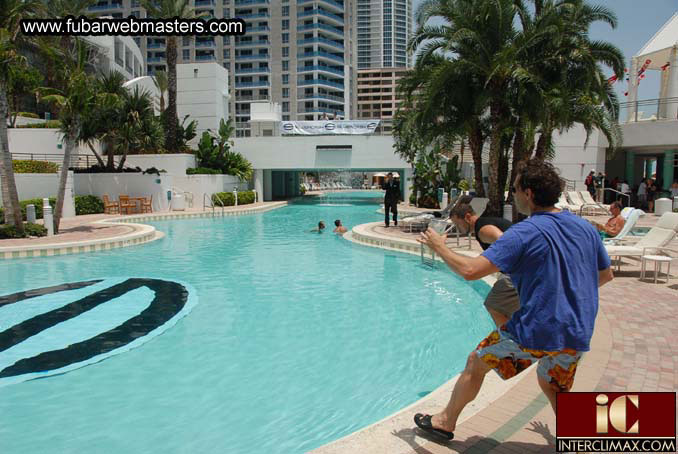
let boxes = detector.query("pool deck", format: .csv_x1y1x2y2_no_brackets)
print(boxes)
0,201,287,259
321,211,678,454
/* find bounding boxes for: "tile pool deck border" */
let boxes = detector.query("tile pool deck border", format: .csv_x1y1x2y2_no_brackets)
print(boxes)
312,221,614,454
0,202,288,260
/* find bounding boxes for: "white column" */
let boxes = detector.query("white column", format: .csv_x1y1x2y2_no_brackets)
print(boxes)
666,46,678,120
253,169,264,202
628,57,639,122
62,170,76,218
403,167,414,205
263,169,272,201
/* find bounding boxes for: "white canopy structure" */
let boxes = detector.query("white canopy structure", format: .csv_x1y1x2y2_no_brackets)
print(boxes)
628,12,678,121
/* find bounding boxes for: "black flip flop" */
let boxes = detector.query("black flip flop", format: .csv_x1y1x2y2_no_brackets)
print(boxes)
414,413,455,440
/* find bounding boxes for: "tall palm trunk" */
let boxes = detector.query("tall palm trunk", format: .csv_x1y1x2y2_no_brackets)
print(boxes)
509,123,528,222
165,36,178,151
104,139,116,170
486,101,504,216
86,142,106,167
467,122,485,197
0,79,24,231
54,130,76,233
534,129,551,160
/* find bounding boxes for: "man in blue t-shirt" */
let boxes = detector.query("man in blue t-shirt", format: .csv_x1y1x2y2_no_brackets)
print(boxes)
412,159,614,441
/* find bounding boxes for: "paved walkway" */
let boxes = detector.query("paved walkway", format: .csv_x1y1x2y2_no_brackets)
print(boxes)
333,212,678,454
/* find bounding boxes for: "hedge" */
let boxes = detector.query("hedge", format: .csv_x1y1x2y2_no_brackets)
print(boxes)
187,167,221,175
212,190,256,207
0,222,47,239
12,160,59,173
15,120,62,128
0,195,104,223
15,112,40,119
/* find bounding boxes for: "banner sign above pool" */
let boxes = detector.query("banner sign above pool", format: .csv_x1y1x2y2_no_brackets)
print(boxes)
280,120,380,135
0,277,197,387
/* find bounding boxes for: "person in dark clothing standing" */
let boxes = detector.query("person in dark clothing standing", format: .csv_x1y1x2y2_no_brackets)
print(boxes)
450,203,518,327
382,172,400,227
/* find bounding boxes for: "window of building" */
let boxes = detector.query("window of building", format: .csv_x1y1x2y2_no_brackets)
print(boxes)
282,5,289,16
283,102,290,112
282,87,289,98
183,36,190,46
223,49,230,58
282,74,289,84
282,19,289,30
283,115,290,120
282,33,289,43
282,60,289,71
183,49,190,60
282,47,289,57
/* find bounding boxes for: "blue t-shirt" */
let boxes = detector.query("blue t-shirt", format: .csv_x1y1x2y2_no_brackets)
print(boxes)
482,210,611,351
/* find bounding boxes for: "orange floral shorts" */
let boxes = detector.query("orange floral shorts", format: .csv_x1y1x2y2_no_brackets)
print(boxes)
476,327,583,393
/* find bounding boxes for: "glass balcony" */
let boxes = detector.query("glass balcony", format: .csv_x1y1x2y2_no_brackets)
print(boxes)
297,37,343,50
297,9,343,24
297,79,344,90
235,80,271,88
195,54,216,61
235,67,271,74
296,23,343,36
297,51,344,64
297,65,343,76
236,53,270,60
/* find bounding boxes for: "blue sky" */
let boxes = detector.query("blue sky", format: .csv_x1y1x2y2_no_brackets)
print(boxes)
411,0,678,101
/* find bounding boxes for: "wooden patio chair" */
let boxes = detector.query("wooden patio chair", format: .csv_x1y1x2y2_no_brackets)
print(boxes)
141,195,153,213
119,195,135,215
103,195,119,214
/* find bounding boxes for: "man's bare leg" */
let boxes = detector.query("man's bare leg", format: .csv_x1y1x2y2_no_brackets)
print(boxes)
537,375,558,413
488,308,510,329
429,351,493,432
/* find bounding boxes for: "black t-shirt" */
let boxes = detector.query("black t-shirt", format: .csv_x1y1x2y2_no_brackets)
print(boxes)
474,216,512,250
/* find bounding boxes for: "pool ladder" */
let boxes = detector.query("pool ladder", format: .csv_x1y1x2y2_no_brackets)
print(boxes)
421,243,436,267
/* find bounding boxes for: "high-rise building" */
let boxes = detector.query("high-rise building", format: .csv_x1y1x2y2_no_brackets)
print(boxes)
88,0,357,137
356,0,412,69
356,67,408,132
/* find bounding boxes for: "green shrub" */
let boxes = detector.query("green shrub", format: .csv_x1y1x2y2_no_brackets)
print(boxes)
15,112,39,119
187,167,222,175
12,160,59,173
75,195,104,215
458,179,470,191
0,222,47,239
211,190,255,206
0,198,56,223
24,223,47,237
15,120,62,128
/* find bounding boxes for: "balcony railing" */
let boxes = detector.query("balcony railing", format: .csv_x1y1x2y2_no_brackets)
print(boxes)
298,79,344,89
299,93,345,103
297,107,344,115
247,25,270,33
297,65,344,76
195,54,216,61
620,97,678,123
236,40,270,47
147,41,165,48
235,80,270,88
297,23,343,36
297,37,344,50
297,9,344,23
195,40,216,48
235,0,269,5
195,0,215,6
236,53,270,60
298,0,344,11
235,95,270,102
297,51,344,64
147,56,165,62
89,3,123,11
238,12,270,19
235,67,271,74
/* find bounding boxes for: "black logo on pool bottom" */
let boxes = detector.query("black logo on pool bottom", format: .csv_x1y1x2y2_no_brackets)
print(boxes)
0,278,189,380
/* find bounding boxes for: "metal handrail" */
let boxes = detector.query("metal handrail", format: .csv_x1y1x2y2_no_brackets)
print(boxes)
603,187,631,206
212,192,226,215
203,193,213,213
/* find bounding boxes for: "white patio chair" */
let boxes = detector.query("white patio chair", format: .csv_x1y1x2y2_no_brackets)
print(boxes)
580,190,610,212
605,212,678,271
603,209,643,245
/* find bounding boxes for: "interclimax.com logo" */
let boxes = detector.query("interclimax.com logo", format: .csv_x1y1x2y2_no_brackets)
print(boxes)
556,392,677,452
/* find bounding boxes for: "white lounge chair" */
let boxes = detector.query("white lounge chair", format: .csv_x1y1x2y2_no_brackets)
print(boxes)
603,209,643,245
605,212,678,271
567,191,604,215
579,190,610,212
556,194,578,212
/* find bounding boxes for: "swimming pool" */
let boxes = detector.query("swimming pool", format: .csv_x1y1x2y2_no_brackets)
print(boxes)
0,192,492,453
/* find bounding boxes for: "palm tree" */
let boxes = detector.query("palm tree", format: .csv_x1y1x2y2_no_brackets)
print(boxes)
141,0,200,152
0,0,44,232
39,41,96,232
152,71,168,113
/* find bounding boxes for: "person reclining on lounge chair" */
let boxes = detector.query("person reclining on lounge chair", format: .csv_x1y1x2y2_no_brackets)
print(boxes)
591,201,625,240
450,203,519,328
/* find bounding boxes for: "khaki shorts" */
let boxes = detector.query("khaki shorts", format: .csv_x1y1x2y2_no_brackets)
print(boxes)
484,274,520,317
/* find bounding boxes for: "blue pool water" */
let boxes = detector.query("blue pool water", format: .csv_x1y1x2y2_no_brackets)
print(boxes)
0,191,492,454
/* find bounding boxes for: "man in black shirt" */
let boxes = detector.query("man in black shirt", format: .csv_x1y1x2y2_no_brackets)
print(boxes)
450,203,518,327
381,172,400,227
